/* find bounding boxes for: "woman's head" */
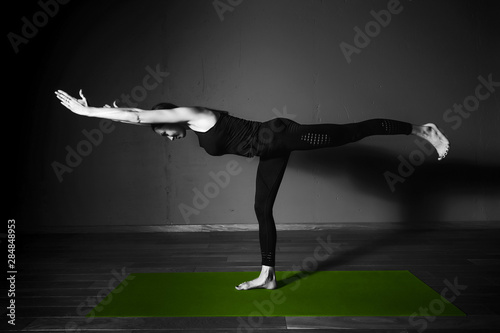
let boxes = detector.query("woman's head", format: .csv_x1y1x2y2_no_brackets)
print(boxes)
150,102,187,141
152,123,187,140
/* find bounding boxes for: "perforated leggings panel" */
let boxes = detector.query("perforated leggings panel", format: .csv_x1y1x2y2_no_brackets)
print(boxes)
279,118,413,153
254,118,413,267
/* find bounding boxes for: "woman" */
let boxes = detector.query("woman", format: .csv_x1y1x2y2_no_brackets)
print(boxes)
55,89,450,291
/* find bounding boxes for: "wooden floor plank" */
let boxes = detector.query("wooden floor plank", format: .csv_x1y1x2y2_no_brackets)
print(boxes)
285,315,500,330
20,317,287,331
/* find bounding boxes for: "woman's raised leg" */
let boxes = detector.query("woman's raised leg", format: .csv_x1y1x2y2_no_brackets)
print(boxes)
276,118,449,160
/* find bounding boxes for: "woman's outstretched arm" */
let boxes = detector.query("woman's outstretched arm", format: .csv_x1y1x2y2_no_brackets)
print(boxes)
55,90,200,124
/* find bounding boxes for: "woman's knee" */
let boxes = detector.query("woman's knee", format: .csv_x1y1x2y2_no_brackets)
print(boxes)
254,201,272,219
254,201,264,216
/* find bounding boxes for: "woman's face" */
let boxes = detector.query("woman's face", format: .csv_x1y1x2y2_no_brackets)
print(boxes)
154,124,186,141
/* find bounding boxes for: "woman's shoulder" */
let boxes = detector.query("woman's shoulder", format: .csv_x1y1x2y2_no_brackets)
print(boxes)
188,107,227,133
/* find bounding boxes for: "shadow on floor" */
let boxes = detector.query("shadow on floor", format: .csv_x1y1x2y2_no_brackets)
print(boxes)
276,143,500,287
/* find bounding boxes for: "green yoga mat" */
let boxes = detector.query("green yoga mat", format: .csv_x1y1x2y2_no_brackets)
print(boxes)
87,270,465,317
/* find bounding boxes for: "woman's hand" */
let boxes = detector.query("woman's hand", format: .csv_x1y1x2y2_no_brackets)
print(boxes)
55,89,91,116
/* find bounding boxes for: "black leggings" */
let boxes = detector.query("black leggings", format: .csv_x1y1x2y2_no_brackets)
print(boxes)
255,118,413,266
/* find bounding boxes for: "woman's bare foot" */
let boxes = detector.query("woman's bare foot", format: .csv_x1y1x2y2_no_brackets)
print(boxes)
413,123,450,160
235,265,277,291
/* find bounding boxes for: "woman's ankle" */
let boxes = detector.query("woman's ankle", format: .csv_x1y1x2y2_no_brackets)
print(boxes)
411,124,424,136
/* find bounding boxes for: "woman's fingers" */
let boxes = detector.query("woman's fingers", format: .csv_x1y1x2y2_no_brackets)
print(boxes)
103,101,117,108
55,90,82,113
55,90,75,103
78,89,88,106
56,90,71,99
55,91,68,103
58,96,73,107
55,90,81,107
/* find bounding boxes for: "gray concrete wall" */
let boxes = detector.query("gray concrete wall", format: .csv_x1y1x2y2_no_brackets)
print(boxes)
10,0,499,228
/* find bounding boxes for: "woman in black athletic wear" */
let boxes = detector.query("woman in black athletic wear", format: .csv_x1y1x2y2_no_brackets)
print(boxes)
55,89,450,291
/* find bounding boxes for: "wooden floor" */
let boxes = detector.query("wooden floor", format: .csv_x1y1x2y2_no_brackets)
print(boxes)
3,224,500,332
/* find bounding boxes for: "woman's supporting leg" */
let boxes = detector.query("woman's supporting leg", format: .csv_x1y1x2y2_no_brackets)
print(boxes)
235,153,290,291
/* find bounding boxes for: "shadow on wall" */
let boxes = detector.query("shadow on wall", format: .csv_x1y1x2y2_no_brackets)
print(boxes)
279,144,499,285
290,144,499,224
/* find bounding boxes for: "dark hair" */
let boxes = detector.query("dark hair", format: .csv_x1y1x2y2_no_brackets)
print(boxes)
150,102,179,132
151,102,178,110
